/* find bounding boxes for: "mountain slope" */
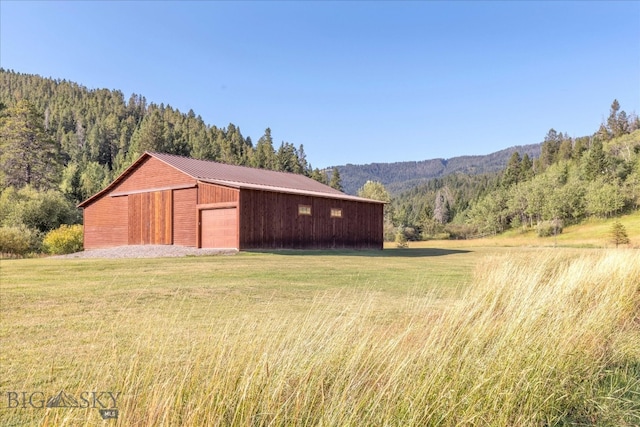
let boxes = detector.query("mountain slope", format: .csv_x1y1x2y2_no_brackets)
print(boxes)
337,143,542,195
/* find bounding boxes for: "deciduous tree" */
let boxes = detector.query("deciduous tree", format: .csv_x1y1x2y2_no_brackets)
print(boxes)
357,180,391,202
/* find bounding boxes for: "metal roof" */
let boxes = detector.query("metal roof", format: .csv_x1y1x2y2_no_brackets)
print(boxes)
151,152,382,203
79,152,384,207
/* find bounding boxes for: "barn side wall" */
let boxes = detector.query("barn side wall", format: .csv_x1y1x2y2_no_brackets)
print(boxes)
239,189,383,249
83,195,128,249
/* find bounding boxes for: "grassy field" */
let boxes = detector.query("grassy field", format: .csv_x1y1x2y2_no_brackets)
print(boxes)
400,210,640,250
1,246,639,426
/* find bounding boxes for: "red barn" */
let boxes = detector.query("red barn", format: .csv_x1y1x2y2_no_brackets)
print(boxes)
78,152,384,250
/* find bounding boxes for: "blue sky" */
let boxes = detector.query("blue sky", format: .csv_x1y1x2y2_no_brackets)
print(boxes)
1,1,638,168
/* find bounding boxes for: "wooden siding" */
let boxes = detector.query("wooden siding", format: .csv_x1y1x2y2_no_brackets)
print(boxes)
173,187,197,246
239,189,383,249
198,182,239,204
128,190,172,244
83,195,128,249
112,156,195,193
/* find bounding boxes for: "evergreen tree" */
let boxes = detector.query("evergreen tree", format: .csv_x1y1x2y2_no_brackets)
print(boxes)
502,151,522,187
557,139,573,161
606,99,629,138
583,139,607,180
129,108,166,155
276,142,299,173
253,128,277,169
329,167,343,191
609,220,630,248
0,100,60,189
297,144,309,175
572,137,589,160
79,161,109,200
309,168,328,184
596,123,611,142
540,128,561,168
520,153,533,180
59,162,83,202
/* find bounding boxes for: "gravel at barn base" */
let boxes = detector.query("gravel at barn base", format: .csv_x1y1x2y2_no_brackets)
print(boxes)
52,245,238,259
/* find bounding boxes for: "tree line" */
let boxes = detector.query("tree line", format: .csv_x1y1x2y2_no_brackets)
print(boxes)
388,100,640,240
0,69,342,204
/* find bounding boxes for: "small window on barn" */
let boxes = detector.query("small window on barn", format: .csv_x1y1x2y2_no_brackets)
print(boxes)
330,208,342,218
298,205,312,216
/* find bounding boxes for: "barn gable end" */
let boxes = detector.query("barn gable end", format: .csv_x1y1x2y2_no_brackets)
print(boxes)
80,154,197,249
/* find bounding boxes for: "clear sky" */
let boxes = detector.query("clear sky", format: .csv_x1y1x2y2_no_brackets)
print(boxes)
1,1,638,168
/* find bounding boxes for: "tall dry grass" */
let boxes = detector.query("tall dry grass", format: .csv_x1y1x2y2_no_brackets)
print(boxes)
9,250,640,426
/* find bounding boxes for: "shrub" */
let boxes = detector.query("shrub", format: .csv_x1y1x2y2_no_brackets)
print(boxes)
0,186,81,232
43,224,83,255
537,219,563,237
402,227,419,241
0,226,42,256
394,230,408,248
445,223,478,239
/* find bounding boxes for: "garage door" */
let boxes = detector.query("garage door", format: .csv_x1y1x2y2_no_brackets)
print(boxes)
201,208,238,249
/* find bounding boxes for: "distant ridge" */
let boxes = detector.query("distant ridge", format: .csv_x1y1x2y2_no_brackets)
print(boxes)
336,143,542,195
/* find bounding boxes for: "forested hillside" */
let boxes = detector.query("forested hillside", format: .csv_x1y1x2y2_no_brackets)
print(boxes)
0,69,331,203
337,143,542,195
387,103,640,241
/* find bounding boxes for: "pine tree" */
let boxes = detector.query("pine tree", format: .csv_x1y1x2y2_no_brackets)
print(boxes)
309,168,329,185
253,128,277,169
520,153,533,180
276,142,299,173
609,220,630,248
557,139,573,161
606,99,627,138
540,129,561,168
583,139,607,180
502,151,522,187
329,167,343,191
0,100,60,189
